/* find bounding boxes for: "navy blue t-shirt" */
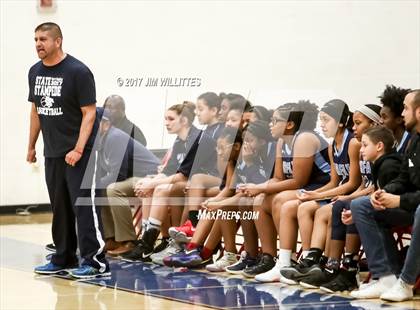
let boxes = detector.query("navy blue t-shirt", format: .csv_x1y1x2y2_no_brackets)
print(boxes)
204,122,225,140
28,54,97,157
234,159,271,187
333,129,354,185
162,126,202,176
177,130,218,178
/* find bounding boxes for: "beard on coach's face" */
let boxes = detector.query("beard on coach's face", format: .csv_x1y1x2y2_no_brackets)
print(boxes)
402,92,420,132
36,45,52,59
402,104,417,132
403,113,417,132
35,31,61,60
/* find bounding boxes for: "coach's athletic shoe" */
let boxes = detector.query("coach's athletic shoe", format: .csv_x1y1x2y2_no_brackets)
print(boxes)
34,262,76,275
151,239,182,265
242,253,276,278
279,256,321,285
299,267,339,289
45,243,56,252
163,248,205,268
350,275,397,299
320,269,359,293
206,251,237,272
169,220,196,244
226,251,257,275
380,279,414,302
69,265,111,279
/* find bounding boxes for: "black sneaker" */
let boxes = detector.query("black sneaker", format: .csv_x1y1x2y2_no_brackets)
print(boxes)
319,255,328,268
120,240,154,262
45,243,56,252
153,237,170,253
299,267,339,289
242,253,275,278
226,251,257,275
279,257,321,284
320,269,359,293
120,228,159,262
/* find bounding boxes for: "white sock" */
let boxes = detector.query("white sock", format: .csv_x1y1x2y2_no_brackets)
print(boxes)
379,274,398,287
279,249,292,267
148,217,162,230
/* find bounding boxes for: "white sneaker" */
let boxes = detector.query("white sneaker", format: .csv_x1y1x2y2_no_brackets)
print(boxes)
206,251,237,272
350,277,396,299
359,279,378,289
255,258,282,282
380,279,414,302
150,239,182,265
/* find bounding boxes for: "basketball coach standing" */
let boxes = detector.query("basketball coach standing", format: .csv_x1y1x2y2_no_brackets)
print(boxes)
27,22,109,278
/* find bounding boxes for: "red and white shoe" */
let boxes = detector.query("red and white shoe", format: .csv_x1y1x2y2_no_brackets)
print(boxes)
169,220,196,243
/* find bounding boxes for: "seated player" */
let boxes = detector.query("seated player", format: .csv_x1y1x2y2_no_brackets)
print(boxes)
280,104,382,287
239,101,331,278
120,101,216,262
204,120,275,272
379,84,411,154
167,96,251,245
261,99,358,283
163,127,244,268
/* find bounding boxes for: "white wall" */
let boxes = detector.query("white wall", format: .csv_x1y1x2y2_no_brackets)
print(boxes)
1,0,419,205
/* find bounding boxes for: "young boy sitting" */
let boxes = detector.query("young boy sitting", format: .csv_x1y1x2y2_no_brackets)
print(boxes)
350,90,420,300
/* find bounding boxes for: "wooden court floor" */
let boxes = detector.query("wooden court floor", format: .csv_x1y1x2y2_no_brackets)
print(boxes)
1,213,419,310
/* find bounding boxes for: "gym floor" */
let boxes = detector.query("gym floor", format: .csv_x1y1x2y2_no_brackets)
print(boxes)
1,213,419,310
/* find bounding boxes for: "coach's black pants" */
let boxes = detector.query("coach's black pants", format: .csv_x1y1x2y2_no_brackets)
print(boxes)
45,150,108,271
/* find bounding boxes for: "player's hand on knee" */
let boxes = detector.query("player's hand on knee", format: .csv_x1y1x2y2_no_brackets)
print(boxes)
332,195,349,202
341,209,353,225
297,190,319,202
